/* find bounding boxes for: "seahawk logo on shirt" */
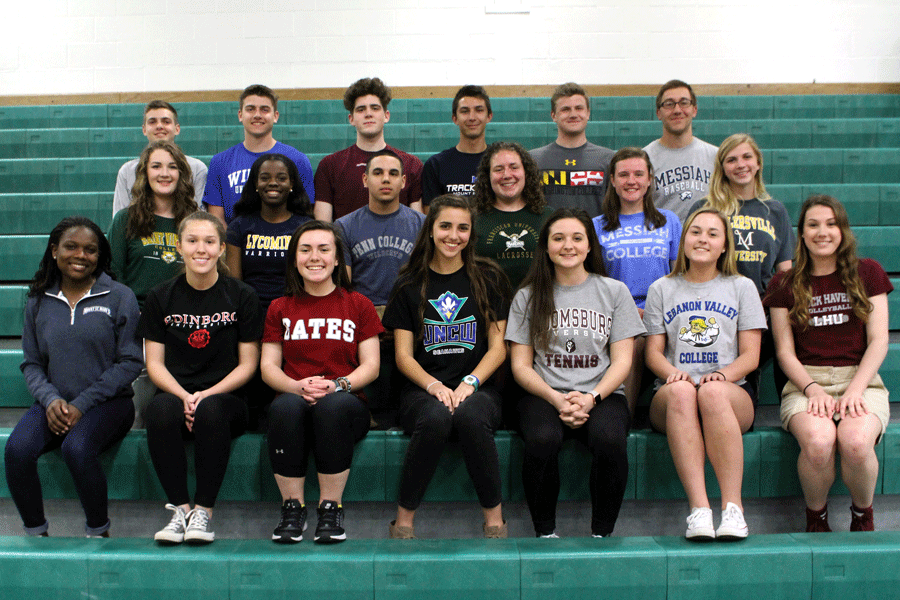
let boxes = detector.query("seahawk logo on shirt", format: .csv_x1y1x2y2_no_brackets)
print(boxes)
424,291,477,353
429,292,466,323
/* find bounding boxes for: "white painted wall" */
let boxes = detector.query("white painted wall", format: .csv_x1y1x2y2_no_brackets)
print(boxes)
2,0,898,96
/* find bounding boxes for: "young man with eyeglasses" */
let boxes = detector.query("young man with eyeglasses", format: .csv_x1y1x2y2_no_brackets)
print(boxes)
643,80,717,222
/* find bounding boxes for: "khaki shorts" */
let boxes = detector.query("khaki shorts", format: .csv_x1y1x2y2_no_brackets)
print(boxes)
780,365,890,437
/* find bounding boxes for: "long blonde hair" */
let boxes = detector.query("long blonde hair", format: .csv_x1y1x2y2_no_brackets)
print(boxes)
669,208,739,277
703,133,771,217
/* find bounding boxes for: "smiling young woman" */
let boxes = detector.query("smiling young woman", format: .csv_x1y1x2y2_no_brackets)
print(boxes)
644,207,767,541
472,142,553,291
507,208,645,538
691,134,795,298
764,195,892,533
592,147,682,414
260,220,382,544
382,194,512,539
138,212,263,545
109,140,198,309
5,217,142,538
225,153,313,315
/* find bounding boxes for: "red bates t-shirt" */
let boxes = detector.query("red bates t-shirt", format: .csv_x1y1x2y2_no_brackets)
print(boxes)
263,288,384,381
764,258,892,366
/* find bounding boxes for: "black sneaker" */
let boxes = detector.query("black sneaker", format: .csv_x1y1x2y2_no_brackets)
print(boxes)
314,500,346,544
272,499,307,544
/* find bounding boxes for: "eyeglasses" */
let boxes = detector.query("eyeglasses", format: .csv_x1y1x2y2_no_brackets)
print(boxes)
658,99,693,110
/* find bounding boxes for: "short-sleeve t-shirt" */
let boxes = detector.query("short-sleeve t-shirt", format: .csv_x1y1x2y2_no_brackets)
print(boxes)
644,274,767,386
530,142,615,219
314,144,423,220
689,197,795,296
592,210,682,309
763,258,893,367
263,288,384,383
422,147,484,205
203,142,315,223
382,266,510,389
644,138,718,222
138,274,263,394
226,212,311,312
335,205,425,306
505,274,646,395
473,205,554,290
109,209,183,309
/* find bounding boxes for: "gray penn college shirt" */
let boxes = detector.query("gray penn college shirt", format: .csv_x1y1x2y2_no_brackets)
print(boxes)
644,273,766,386
506,274,646,396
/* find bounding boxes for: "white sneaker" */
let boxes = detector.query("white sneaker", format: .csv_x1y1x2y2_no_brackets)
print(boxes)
685,507,715,540
154,503,187,544
538,532,559,538
716,502,749,540
184,507,215,544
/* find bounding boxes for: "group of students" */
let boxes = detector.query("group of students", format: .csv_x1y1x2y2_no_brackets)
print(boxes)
3,85,891,545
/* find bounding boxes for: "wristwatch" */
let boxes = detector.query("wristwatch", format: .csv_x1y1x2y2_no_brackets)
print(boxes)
332,376,352,393
462,374,480,391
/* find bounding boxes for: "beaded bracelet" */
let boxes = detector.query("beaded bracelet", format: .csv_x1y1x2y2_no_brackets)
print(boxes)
426,380,441,392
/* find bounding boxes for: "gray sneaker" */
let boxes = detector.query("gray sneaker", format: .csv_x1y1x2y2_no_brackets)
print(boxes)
184,507,215,544
154,504,187,544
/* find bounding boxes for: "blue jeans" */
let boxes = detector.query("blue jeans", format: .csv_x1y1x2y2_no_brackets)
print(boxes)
4,397,135,535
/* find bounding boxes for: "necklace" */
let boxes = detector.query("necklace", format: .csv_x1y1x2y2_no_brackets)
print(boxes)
63,280,94,308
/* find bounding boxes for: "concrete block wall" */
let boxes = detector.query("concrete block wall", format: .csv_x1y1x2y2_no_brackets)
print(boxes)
1,0,899,96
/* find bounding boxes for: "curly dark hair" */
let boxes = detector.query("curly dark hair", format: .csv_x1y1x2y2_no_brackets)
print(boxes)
343,77,391,112
127,140,197,239
29,216,114,298
232,153,312,218
473,141,546,214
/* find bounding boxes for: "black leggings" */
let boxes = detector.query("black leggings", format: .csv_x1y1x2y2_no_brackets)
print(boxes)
267,392,369,477
518,393,631,537
397,386,503,511
144,392,248,508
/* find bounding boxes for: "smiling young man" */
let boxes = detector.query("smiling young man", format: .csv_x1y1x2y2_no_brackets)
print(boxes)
643,80,718,222
335,150,425,309
334,150,425,425
421,85,493,209
313,77,423,222
112,101,208,216
204,85,314,224
530,83,614,219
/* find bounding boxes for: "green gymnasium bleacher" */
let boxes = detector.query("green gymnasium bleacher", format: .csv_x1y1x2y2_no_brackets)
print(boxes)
3,531,895,600
2,92,900,599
